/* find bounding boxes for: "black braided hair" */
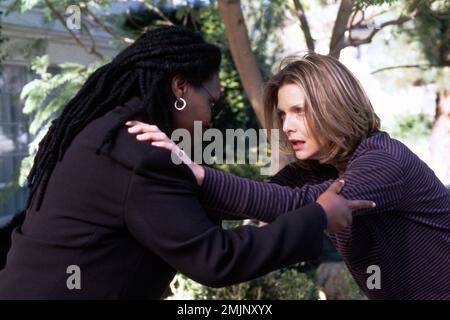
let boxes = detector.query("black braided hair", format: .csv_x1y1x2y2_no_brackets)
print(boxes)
27,25,221,211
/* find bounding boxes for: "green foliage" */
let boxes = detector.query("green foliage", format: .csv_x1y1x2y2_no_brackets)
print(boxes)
0,11,8,64
391,112,433,140
355,0,400,6
241,0,288,74
17,55,104,185
215,163,263,180
340,267,365,300
355,0,450,71
170,263,318,300
357,1,449,96
18,0,41,12
0,169,21,205
405,1,450,67
5,0,41,15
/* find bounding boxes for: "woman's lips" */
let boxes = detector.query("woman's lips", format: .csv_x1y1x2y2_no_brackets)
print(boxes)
289,140,306,151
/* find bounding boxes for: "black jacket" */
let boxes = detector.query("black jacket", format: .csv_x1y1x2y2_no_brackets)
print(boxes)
0,98,325,299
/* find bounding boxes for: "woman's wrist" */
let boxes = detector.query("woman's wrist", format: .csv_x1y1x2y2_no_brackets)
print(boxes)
171,145,203,185
188,163,205,186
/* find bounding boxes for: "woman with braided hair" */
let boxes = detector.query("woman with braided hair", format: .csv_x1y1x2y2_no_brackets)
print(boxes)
0,26,371,299
26,26,223,211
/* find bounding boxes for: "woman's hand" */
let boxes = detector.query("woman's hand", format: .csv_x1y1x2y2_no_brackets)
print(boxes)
125,120,205,185
316,180,376,234
126,120,176,150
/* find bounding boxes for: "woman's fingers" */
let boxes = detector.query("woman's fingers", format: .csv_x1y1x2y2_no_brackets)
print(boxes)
327,179,345,194
345,211,353,227
126,120,177,152
126,121,161,134
128,125,160,134
348,200,376,211
126,120,154,127
151,141,174,151
136,132,167,141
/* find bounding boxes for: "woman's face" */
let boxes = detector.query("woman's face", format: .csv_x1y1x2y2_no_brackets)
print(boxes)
171,73,221,133
277,83,321,160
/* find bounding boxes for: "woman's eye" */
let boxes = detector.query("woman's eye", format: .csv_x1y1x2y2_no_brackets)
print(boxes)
210,102,216,109
278,112,285,120
295,107,305,115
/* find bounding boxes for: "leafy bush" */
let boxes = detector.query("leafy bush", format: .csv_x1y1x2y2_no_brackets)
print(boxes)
17,55,103,187
391,113,433,140
169,263,319,300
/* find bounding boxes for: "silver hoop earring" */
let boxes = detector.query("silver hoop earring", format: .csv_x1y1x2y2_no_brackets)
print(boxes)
174,98,186,111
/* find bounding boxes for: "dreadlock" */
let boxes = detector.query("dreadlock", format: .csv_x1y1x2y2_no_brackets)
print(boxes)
27,26,221,211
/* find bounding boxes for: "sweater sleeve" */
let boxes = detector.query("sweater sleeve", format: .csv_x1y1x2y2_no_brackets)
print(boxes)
200,163,331,223
201,166,333,223
337,150,404,215
200,149,404,222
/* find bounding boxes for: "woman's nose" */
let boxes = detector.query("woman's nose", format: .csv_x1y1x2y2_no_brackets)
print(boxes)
282,115,296,134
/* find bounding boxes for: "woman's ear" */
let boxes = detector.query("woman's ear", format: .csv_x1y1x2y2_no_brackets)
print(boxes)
171,74,187,99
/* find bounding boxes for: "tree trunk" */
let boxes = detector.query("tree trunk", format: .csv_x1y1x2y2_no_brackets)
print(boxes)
218,0,265,127
316,262,366,300
329,0,354,58
218,0,293,172
430,89,450,186
293,0,315,52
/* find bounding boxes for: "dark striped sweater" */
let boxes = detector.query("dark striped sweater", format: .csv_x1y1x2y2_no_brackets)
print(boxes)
201,131,450,300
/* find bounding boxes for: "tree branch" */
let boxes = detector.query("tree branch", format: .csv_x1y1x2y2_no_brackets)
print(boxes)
81,19,100,56
218,0,265,127
351,8,365,29
348,12,416,47
141,1,173,25
188,9,199,32
371,63,440,74
365,9,389,22
44,0,104,59
348,9,364,44
84,6,134,44
329,0,355,58
293,0,315,52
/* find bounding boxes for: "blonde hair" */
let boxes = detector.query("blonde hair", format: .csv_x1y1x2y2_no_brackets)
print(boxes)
264,52,380,171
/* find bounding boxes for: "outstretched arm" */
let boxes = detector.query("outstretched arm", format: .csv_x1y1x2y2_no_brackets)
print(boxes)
124,147,326,287
125,120,375,232
201,166,333,223
201,149,401,222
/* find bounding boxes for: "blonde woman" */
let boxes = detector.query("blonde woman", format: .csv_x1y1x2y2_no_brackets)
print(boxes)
127,53,450,299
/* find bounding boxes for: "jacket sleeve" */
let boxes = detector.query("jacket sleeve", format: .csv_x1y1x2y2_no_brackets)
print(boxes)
124,147,325,288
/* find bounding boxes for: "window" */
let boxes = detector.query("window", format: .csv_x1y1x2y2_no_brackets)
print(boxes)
0,64,31,220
